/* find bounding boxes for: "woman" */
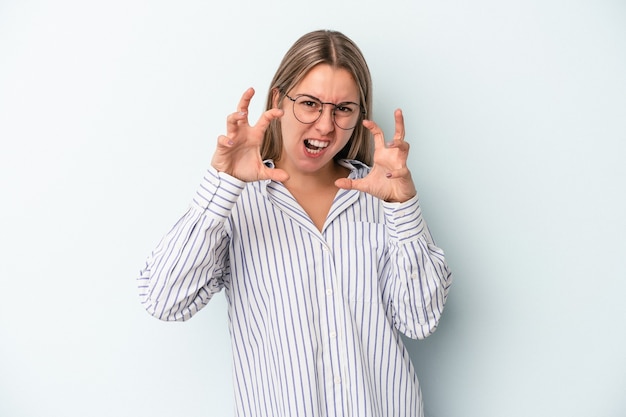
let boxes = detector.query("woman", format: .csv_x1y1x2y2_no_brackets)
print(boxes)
139,29,452,417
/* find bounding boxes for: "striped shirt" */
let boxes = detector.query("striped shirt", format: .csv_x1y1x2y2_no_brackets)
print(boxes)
138,159,452,417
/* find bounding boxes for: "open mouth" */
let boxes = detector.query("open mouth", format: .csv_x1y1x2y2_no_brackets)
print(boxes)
304,139,329,154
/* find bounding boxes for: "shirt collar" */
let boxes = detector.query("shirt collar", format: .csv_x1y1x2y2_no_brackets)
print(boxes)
263,158,364,177
259,159,368,197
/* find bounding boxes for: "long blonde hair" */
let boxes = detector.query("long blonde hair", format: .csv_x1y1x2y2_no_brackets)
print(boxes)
261,30,374,165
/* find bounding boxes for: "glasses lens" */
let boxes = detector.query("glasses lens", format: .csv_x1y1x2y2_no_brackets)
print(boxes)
293,96,323,124
293,95,361,130
333,102,361,130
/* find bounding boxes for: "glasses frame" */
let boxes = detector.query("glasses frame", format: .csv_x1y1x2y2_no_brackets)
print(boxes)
284,93,366,130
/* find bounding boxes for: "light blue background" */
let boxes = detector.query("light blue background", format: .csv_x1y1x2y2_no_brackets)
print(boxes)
1,1,624,416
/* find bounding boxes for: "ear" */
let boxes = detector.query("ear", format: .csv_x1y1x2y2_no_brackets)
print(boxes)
271,88,281,109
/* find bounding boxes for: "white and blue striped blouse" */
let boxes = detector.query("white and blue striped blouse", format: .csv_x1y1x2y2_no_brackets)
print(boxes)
138,159,452,417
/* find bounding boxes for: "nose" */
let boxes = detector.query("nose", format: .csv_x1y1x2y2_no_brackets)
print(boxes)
315,105,335,134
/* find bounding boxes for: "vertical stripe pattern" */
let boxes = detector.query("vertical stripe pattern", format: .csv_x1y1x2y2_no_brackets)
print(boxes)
138,159,452,417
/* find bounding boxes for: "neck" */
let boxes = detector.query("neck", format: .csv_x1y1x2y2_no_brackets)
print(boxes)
281,160,348,190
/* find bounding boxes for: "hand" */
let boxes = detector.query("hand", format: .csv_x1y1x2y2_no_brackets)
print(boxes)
335,109,417,203
211,88,289,183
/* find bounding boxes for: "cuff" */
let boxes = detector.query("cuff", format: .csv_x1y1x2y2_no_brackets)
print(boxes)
383,195,425,243
192,166,246,219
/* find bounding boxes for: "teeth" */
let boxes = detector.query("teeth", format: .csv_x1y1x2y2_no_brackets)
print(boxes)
307,139,329,148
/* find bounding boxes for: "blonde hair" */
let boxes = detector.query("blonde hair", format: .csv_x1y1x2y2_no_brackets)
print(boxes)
261,30,373,165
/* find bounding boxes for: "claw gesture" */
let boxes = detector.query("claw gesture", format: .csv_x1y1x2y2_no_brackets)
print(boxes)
211,88,289,183
335,109,417,203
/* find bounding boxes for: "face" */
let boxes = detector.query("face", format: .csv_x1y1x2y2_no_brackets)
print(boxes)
275,64,360,176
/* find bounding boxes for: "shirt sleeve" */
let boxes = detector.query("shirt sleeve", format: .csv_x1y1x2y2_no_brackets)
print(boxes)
382,195,453,339
137,167,245,321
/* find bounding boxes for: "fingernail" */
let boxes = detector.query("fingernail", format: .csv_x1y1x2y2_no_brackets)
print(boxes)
238,111,247,116
386,172,392,178
227,140,234,146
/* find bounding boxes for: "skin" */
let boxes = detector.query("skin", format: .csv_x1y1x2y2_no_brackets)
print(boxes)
211,65,417,216
272,65,358,187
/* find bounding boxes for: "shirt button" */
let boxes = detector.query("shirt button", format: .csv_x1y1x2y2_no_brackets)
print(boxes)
329,331,337,338
411,272,418,280
334,376,341,385
326,288,333,296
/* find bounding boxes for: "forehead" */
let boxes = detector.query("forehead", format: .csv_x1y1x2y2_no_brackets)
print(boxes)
293,64,359,101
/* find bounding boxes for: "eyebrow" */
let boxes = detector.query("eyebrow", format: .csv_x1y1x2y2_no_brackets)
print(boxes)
295,93,360,105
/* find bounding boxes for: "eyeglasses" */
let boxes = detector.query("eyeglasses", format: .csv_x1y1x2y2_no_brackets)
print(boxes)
284,93,365,130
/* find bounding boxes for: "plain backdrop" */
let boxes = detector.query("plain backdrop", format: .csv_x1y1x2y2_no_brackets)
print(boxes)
1,1,625,416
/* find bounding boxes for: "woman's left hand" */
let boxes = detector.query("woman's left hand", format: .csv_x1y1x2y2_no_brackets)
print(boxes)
335,109,417,203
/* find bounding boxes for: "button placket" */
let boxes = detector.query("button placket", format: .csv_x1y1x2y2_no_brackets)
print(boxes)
319,238,343,395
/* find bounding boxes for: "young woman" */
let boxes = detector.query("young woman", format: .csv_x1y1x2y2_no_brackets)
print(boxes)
139,29,452,417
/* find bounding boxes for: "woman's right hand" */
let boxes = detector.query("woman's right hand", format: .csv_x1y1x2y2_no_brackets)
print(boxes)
211,88,289,183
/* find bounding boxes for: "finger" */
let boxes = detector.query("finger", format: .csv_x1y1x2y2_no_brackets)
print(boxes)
362,119,387,148
227,88,255,131
335,177,369,194
385,138,411,154
237,87,255,113
254,108,284,131
385,166,411,180
335,177,356,191
226,111,249,126
394,109,405,141
262,166,290,183
226,111,249,136
216,134,234,147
